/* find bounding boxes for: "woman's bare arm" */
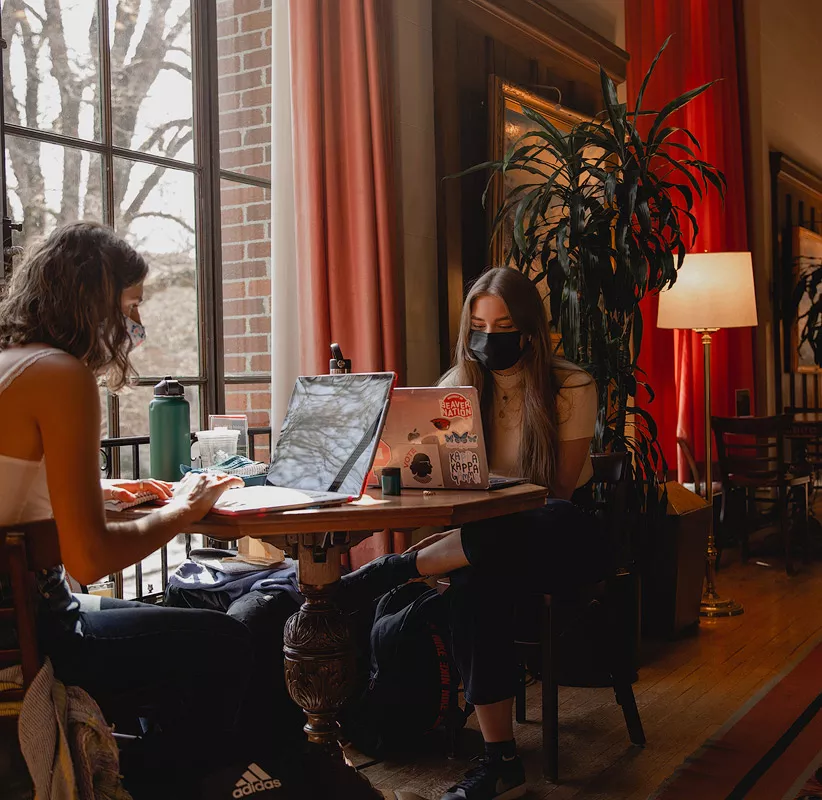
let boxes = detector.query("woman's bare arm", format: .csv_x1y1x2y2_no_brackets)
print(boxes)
554,437,592,500
31,355,236,584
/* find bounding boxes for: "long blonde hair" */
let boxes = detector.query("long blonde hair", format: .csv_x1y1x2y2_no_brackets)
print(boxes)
440,267,567,492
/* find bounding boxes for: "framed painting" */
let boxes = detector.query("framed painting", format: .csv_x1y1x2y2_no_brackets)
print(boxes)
792,226,822,374
487,76,595,349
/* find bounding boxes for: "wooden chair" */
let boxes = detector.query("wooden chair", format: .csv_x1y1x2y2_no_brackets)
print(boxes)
0,520,62,696
0,520,62,795
514,453,645,783
711,415,810,575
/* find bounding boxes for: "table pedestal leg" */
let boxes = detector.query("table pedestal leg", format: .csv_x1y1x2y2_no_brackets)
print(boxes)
283,536,382,798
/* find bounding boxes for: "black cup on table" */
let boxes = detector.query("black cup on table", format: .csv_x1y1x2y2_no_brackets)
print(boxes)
380,467,401,496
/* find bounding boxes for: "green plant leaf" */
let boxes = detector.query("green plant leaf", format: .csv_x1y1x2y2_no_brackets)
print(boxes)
633,35,672,123
648,81,720,147
599,66,625,156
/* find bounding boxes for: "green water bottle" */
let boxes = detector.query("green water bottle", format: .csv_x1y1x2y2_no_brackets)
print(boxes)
149,376,191,481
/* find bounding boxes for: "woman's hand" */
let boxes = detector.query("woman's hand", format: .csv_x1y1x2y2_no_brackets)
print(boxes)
101,478,173,504
403,529,457,555
167,471,243,524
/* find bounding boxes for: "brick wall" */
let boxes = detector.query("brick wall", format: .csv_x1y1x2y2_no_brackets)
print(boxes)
217,0,272,451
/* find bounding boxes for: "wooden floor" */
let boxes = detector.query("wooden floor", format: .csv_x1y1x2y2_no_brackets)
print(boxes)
351,554,822,800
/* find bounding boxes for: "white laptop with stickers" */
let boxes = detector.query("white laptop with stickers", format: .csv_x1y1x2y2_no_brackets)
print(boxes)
369,386,522,491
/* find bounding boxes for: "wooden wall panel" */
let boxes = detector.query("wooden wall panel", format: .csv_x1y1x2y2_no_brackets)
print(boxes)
432,0,628,370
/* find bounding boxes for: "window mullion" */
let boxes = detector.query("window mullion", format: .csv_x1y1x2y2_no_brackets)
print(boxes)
97,0,120,464
192,1,225,422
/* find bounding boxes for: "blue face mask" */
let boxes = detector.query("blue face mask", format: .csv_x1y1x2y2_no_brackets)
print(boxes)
124,314,146,349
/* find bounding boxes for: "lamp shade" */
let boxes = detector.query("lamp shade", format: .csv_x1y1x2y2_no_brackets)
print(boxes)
657,252,758,330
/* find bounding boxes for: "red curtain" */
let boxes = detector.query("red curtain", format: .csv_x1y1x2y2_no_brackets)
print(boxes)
627,0,755,480
289,0,402,378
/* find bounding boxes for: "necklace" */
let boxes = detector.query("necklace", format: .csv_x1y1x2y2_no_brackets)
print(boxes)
499,392,513,418
496,388,522,419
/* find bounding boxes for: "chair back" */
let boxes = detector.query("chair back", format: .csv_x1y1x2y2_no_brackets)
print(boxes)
0,520,62,697
589,453,631,567
711,415,789,489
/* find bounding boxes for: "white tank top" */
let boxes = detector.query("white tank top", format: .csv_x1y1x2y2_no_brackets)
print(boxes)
0,346,65,525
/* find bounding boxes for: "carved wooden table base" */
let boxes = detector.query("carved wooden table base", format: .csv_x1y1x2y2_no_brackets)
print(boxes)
282,534,382,797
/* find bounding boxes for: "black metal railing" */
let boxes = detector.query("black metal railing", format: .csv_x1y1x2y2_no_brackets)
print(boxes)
100,426,273,601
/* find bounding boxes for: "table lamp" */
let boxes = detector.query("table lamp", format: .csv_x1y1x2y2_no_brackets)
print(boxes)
657,251,758,618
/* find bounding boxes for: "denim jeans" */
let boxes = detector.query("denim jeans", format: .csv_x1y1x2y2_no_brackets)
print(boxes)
42,594,264,767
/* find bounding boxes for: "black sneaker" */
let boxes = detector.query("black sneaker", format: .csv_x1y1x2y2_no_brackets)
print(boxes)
440,755,526,800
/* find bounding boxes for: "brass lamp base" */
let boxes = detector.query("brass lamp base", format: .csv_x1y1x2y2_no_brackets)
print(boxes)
700,591,744,618
695,328,744,621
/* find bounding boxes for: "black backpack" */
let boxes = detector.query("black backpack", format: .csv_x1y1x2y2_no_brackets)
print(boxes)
341,581,471,758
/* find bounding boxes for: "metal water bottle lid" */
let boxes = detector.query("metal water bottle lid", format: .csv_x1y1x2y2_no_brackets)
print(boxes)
153,376,185,397
329,343,351,374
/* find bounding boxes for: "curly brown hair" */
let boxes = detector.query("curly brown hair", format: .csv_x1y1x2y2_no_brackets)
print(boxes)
0,222,148,391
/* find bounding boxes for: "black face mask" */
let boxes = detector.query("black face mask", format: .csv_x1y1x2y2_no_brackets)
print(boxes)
468,330,523,371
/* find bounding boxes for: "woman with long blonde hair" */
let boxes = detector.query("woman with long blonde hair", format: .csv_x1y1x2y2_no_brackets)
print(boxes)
342,267,609,800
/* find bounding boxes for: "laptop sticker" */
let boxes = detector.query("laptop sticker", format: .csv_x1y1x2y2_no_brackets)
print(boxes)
444,431,479,447
440,392,473,419
402,445,445,488
431,417,451,430
367,439,393,486
448,449,482,485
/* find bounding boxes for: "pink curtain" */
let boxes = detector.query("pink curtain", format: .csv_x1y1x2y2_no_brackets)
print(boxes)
289,0,403,378
289,0,402,568
627,0,756,480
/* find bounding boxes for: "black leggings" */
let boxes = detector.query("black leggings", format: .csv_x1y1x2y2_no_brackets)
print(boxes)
450,498,610,705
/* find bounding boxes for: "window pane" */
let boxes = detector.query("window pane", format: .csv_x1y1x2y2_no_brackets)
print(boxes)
225,382,271,462
115,159,199,377
2,1,101,141
5,136,103,248
221,180,270,377
217,1,271,180
117,384,201,440
99,388,110,440
109,0,193,162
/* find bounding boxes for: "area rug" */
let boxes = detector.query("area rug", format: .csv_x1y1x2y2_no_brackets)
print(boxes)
651,637,822,800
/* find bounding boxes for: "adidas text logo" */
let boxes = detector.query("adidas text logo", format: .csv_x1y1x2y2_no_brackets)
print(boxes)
233,763,282,797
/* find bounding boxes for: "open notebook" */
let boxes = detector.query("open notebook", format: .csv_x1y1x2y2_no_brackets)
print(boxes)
104,491,165,513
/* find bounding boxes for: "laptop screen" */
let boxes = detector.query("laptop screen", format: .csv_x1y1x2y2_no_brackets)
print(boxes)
267,373,395,496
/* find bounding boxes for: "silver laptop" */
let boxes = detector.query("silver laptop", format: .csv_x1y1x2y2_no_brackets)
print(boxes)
212,373,395,515
368,386,522,491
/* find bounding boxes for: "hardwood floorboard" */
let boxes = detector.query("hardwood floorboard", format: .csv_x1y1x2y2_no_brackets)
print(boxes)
350,555,822,800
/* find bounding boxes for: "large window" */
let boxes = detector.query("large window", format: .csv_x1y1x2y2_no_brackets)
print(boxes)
0,0,272,458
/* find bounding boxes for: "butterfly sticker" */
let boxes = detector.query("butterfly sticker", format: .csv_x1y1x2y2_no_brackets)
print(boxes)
445,431,478,447
431,418,451,431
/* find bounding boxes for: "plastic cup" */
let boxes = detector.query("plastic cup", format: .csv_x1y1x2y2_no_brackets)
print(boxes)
197,428,240,468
